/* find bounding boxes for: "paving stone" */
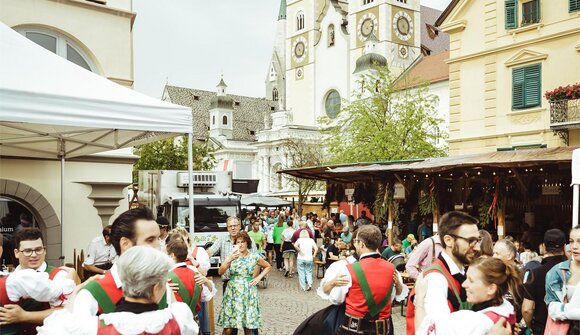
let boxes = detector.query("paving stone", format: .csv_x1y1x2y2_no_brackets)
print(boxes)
211,267,406,334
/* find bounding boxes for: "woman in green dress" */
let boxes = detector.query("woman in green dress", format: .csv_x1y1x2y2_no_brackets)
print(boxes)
217,231,271,335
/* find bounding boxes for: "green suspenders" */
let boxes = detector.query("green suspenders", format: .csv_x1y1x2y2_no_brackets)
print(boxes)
167,271,201,313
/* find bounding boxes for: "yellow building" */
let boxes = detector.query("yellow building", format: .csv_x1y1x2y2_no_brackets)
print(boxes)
0,0,136,265
436,0,580,155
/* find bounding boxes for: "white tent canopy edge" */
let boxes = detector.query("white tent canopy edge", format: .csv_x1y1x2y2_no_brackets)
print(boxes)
0,22,195,259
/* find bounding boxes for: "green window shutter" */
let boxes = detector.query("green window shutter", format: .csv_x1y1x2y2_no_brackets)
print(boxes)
571,0,580,12
512,68,525,109
505,0,517,29
535,0,541,22
524,64,541,108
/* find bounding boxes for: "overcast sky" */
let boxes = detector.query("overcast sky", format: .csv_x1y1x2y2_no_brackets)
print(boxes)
133,0,451,99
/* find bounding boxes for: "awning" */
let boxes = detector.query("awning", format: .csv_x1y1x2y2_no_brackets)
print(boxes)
281,147,577,182
0,22,192,159
240,193,291,207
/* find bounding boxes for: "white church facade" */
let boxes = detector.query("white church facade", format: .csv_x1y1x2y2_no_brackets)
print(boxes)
164,0,449,194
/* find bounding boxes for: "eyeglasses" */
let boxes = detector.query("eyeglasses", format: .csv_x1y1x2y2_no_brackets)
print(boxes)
448,234,482,246
19,247,46,257
227,224,240,229
353,239,362,244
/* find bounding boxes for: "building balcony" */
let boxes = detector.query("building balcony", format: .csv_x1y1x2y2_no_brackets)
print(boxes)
550,99,580,145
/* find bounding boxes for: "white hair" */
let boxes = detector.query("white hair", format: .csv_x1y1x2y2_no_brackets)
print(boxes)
116,246,174,300
299,229,310,238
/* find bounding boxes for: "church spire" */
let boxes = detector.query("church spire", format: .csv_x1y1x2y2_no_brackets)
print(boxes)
278,0,286,20
216,75,228,96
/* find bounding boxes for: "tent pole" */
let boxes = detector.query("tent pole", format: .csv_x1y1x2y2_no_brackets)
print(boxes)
60,146,65,266
573,185,579,228
188,134,195,235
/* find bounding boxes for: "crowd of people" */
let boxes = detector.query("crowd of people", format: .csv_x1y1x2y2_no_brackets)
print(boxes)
1,206,580,335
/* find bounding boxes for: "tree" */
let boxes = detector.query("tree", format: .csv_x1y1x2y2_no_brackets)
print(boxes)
280,138,326,216
320,65,447,164
132,137,216,182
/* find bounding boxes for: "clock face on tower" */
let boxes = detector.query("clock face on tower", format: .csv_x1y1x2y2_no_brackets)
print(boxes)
393,11,413,42
357,13,378,42
292,36,308,64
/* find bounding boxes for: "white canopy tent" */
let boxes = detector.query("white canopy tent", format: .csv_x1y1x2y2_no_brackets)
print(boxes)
0,22,196,255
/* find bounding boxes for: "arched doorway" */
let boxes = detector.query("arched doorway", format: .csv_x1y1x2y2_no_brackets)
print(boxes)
0,179,61,266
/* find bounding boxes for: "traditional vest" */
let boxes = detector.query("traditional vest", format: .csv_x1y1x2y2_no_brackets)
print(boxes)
83,271,169,315
0,274,20,335
406,258,469,335
97,317,181,335
0,274,16,306
20,265,65,335
83,271,124,315
169,265,202,314
345,256,395,320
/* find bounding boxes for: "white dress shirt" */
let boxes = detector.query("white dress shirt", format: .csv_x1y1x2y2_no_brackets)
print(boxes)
83,236,116,266
38,302,198,335
316,252,408,305
422,251,465,322
3,268,75,307
13,262,75,307
190,246,210,273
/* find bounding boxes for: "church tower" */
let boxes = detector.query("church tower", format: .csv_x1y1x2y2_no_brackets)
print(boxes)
348,0,421,83
265,0,287,112
209,77,233,140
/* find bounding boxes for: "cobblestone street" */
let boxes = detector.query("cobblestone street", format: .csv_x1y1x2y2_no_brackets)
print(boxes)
211,267,406,335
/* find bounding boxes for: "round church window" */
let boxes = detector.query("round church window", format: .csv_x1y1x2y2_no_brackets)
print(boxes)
325,90,341,119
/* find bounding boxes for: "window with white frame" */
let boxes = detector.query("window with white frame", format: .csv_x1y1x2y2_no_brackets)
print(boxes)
272,88,279,101
396,0,407,3
296,11,305,31
363,0,374,4
18,28,96,72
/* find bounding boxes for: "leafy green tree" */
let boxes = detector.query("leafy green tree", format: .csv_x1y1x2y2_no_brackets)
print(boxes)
280,139,326,216
132,137,216,182
320,65,447,163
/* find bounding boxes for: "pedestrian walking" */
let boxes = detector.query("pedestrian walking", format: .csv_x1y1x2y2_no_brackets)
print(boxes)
521,228,567,335
294,229,318,291
544,225,580,334
281,220,297,277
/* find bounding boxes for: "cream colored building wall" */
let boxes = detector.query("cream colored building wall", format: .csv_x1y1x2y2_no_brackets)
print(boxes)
0,158,131,264
0,0,134,86
442,0,580,155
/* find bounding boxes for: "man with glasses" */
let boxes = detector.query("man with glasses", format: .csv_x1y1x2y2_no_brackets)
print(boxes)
207,216,257,293
0,228,76,334
407,211,479,334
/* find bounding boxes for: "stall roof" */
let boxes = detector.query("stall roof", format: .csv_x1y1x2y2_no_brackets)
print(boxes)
0,23,192,159
280,147,576,182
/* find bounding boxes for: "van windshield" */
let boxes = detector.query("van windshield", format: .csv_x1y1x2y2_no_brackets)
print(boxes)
174,205,238,232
